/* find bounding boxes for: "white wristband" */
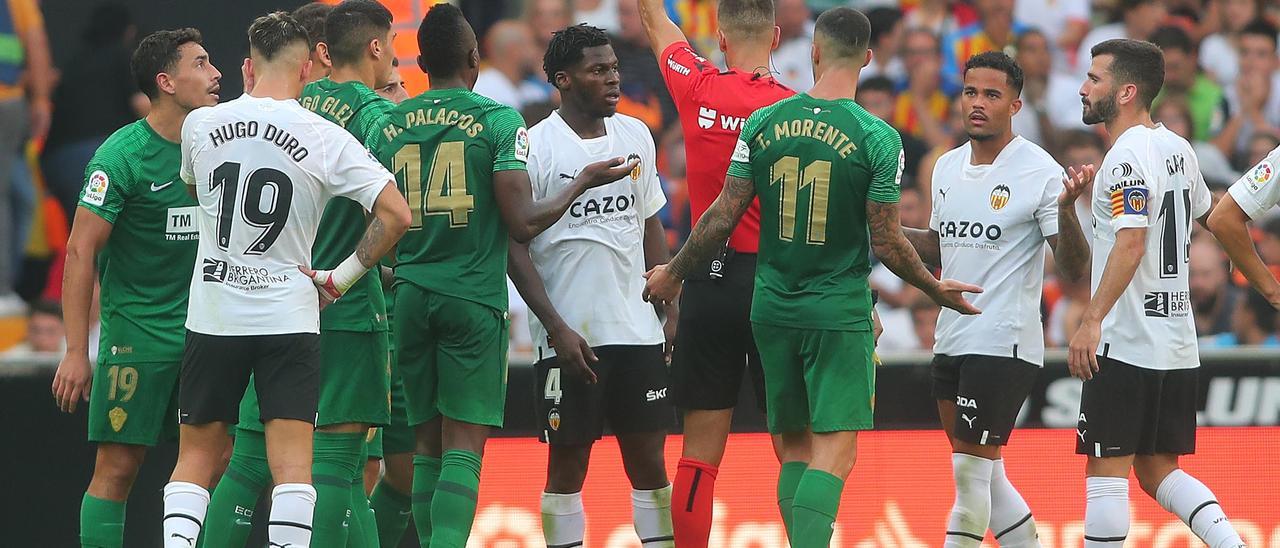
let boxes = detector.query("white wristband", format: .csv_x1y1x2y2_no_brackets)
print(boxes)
330,253,368,296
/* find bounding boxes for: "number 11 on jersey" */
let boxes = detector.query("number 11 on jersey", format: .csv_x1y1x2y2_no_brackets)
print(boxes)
393,142,475,229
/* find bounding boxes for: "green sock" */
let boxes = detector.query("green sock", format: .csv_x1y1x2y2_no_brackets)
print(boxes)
411,455,443,546
312,432,366,548
345,477,378,548
790,470,845,548
80,493,125,548
428,450,483,548
371,480,412,548
202,428,271,548
777,461,808,541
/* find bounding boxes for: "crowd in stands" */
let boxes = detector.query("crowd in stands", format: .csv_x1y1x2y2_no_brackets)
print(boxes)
4,0,1280,360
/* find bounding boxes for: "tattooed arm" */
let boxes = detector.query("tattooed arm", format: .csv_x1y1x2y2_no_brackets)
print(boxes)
304,182,411,306
901,227,942,267
867,200,981,314
644,175,756,303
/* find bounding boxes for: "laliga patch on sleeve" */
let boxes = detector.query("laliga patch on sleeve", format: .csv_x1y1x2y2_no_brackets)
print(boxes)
514,126,530,162
1121,186,1149,215
84,170,109,206
731,139,750,163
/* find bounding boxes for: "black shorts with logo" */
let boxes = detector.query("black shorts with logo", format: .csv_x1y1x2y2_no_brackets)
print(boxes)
931,354,1039,446
535,344,673,445
1076,356,1197,457
670,252,766,412
179,330,320,426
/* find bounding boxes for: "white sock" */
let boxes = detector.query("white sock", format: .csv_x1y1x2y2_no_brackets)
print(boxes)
162,482,209,548
1155,469,1246,548
944,453,994,547
268,483,317,548
1085,477,1130,547
989,460,1040,547
632,485,675,547
541,491,586,548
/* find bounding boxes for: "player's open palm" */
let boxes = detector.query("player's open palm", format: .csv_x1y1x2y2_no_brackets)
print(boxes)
1061,164,1095,207
577,156,640,189
52,353,93,413
930,279,983,315
551,326,599,384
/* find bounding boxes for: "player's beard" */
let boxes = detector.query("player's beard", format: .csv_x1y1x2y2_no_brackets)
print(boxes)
1082,92,1117,125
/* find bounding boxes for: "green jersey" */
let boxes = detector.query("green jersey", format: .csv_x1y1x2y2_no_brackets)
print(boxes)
79,118,198,362
727,94,903,331
368,87,528,311
299,78,395,332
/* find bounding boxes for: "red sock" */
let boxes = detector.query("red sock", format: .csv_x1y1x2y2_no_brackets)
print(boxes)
672,457,718,548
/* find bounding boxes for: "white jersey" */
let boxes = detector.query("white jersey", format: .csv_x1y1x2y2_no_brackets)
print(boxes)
1227,144,1280,220
929,137,1063,366
525,111,666,357
1091,124,1211,370
181,94,392,336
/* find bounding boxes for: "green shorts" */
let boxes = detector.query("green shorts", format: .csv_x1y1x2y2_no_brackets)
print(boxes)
751,324,876,434
380,369,416,455
235,330,390,430
88,360,180,446
317,329,391,427
395,284,509,427
366,427,383,459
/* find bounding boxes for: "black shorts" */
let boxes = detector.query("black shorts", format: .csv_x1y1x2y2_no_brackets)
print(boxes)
931,354,1039,446
179,330,320,426
535,344,673,445
670,252,766,411
1076,356,1197,457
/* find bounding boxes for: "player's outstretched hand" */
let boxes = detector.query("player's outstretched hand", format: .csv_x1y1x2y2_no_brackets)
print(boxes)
643,264,682,306
578,156,640,189
300,265,342,310
550,326,599,384
52,353,92,413
928,279,983,315
1068,320,1102,380
1060,164,1095,207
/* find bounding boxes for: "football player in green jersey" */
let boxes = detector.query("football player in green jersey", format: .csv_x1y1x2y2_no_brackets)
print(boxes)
644,8,981,547
200,3,395,547
50,28,221,548
367,5,638,547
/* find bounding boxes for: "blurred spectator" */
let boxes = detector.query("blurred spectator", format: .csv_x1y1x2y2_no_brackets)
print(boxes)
1246,131,1280,167
1215,19,1280,167
1075,0,1167,77
940,0,1027,93
771,0,815,91
2,299,64,356
1150,25,1228,143
895,28,952,149
1152,96,1239,186
576,0,621,33
527,0,573,52
1199,0,1264,88
903,0,978,39
474,20,550,110
657,131,690,247
1011,28,1087,148
0,0,52,318
857,75,929,183
1048,273,1090,346
1190,238,1241,336
1014,0,1089,72
862,7,905,84
610,0,676,133
1056,129,1105,242
42,3,144,223
909,294,941,351
1201,287,1280,347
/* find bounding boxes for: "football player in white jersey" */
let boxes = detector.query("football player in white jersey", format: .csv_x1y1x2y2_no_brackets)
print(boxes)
161,13,411,548
508,24,675,548
1070,38,1245,548
903,51,1091,548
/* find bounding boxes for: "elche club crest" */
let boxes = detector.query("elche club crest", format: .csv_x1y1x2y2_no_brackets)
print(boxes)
989,184,1011,211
